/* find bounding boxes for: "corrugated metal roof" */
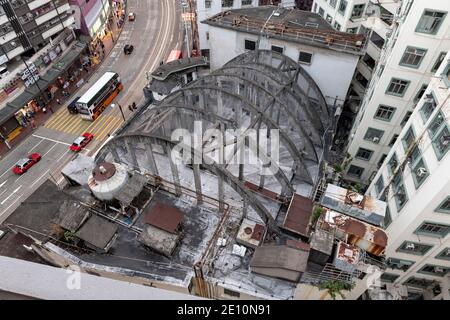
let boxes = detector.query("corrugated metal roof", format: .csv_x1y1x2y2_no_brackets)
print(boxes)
144,202,184,234
283,194,312,237
53,200,90,233
250,245,308,272
76,215,118,249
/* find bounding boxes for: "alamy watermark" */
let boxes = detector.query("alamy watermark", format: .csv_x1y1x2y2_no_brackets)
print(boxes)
171,121,281,176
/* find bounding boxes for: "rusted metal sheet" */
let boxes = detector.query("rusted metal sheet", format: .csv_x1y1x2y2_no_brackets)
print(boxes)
283,194,313,237
244,181,280,201
144,202,184,234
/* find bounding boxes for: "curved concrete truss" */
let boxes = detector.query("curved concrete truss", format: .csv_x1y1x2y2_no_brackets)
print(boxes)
95,50,332,231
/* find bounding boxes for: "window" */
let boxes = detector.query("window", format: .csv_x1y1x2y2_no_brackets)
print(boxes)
387,257,414,271
428,112,450,160
355,71,368,88
313,3,318,12
271,45,283,54
381,273,399,283
416,10,447,35
431,52,447,73
334,21,341,31
378,154,387,169
404,277,435,289
386,78,410,97
362,53,376,70
298,51,313,64
205,0,212,8
351,4,365,19
222,0,234,8
393,173,408,210
374,105,396,121
419,92,437,123
326,14,333,24
400,112,412,127
356,147,373,161
206,32,209,40
384,206,392,228
400,47,427,68
389,135,399,147
364,127,384,144
415,221,450,238
223,288,240,297
318,7,324,17
397,241,433,256
402,127,415,151
414,84,428,104
338,0,347,15
244,39,256,51
435,248,450,261
436,197,450,214
411,157,429,188
418,265,450,277
375,176,384,196
388,153,398,175
329,0,337,9
241,0,252,5
370,31,384,49
347,165,364,178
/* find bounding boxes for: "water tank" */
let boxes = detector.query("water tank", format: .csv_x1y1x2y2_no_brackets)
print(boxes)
88,162,129,202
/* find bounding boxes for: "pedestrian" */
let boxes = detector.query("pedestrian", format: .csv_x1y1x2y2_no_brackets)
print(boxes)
128,105,133,112
57,98,61,105
31,118,36,130
21,116,27,127
49,106,54,114
132,102,137,110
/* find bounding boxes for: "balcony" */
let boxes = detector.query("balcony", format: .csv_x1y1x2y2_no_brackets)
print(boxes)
28,0,53,11
41,15,74,39
35,3,70,26
0,31,18,45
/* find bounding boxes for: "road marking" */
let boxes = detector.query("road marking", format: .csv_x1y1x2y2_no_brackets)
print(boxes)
31,135,72,146
30,170,50,189
0,166,14,180
0,196,21,217
1,185,22,205
0,181,6,188
28,139,44,153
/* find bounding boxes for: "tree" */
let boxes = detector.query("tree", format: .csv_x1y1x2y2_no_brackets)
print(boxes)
319,280,355,300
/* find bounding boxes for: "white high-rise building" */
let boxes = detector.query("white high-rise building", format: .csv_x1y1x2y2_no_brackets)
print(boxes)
365,51,450,300
342,0,450,185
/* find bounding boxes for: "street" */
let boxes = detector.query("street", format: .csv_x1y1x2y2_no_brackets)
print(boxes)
0,0,181,223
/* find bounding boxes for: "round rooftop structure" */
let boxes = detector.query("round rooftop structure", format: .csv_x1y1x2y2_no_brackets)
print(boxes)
89,162,129,202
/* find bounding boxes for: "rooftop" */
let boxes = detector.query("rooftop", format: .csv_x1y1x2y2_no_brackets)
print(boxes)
202,6,366,55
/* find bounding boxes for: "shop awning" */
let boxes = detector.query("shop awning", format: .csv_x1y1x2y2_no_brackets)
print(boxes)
7,91,35,110
52,42,87,72
0,104,21,124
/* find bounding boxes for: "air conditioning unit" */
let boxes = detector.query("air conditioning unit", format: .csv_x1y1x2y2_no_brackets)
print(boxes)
416,167,428,177
373,137,380,143
405,243,415,250
434,267,444,273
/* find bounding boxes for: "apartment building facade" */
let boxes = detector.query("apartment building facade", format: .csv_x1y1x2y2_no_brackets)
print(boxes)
365,51,450,300
340,0,450,185
0,0,75,64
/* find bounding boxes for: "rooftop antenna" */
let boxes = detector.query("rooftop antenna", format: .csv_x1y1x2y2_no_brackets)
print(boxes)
257,7,280,50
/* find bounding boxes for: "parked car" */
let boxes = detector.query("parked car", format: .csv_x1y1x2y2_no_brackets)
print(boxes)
124,44,134,55
70,132,94,152
12,153,42,175
67,96,80,114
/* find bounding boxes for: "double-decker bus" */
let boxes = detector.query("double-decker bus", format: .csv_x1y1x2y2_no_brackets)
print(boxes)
76,72,123,121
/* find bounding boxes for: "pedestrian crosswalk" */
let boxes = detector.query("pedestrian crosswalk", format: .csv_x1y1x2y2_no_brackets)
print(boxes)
44,108,123,141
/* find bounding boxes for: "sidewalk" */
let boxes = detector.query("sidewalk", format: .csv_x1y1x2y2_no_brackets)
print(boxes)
0,14,124,159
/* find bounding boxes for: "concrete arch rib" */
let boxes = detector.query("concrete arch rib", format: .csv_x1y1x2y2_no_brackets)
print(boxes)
130,103,295,195
159,86,314,184
95,133,282,233
224,49,330,122
197,72,323,152
219,64,326,134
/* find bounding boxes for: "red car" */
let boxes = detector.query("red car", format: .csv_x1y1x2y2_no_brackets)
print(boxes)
12,153,41,175
70,132,94,152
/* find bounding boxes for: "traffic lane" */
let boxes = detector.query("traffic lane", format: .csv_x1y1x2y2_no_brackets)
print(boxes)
100,0,162,86
117,0,180,107
0,140,69,204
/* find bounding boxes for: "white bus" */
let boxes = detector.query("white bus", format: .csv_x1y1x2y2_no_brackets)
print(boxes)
76,72,123,121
